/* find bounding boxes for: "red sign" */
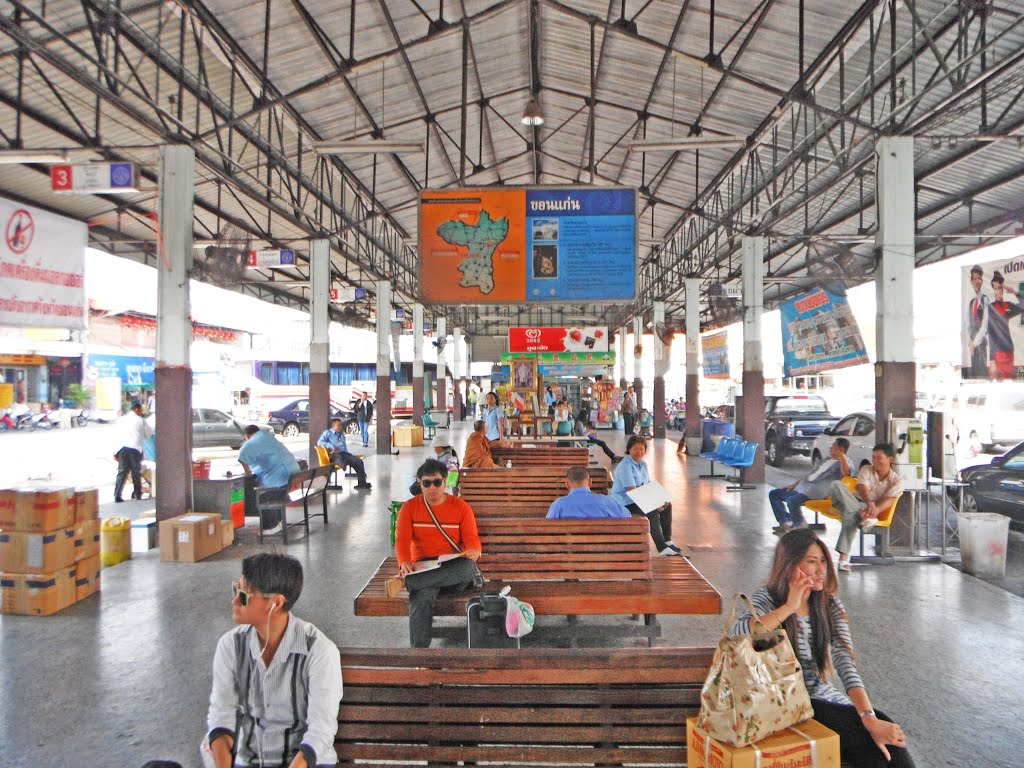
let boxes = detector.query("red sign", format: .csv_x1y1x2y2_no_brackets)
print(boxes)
5,209,35,254
508,326,607,353
50,165,73,191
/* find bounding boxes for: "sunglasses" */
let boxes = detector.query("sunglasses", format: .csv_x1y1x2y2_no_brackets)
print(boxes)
420,478,445,488
232,580,276,607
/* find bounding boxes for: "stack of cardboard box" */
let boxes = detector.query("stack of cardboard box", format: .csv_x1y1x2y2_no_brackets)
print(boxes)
0,487,101,616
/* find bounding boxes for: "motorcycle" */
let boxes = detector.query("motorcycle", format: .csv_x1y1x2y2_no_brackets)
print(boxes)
14,411,34,430
30,403,55,430
0,410,14,431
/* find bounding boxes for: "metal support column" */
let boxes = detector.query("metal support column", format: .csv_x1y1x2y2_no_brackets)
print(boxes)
618,326,628,390
412,304,424,425
308,238,330,466
453,326,463,421
154,145,194,523
632,317,643,412
740,235,766,483
653,301,668,438
435,317,447,420
684,279,702,454
375,281,393,454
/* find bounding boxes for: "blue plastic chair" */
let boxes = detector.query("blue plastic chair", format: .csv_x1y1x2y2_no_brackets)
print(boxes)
725,441,759,491
700,436,739,479
422,412,439,439
556,420,573,436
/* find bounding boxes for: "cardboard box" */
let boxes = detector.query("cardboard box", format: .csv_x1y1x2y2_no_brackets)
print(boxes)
2,487,75,533
0,527,76,573
74,488,99,523
392,425,424,447
131,517,157,553
74,518,101,562
221,519,235,548
75,554,101,600
0,488,30,529
687,718,840,768
0,566,77,616
159,513,223,563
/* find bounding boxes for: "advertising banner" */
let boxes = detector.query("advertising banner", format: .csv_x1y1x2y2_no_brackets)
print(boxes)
502,351,616,366
419,187,635,303
0,196,87,329
779,284,868,377
87,354,155,388
508,326,609,353
961,256,1024,379
701,332,730,379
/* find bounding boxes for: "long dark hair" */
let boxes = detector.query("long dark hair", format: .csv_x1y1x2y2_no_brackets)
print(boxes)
765,529,849,676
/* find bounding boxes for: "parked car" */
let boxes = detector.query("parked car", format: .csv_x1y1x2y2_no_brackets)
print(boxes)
811,412,876,470
764,395,840,467
267,399,358,438
191,408,246,450
956,441,1024,532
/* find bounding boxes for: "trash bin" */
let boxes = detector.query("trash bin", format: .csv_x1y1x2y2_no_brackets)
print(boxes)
958,512,1010,579
701,419,735,453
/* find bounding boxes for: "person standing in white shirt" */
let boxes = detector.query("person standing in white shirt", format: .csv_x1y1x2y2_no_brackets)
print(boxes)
114,399,151,502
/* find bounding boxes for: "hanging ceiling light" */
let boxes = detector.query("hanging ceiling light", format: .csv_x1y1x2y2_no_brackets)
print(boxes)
521,94,544,126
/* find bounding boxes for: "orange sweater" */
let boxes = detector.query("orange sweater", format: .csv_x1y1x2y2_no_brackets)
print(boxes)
395,494,482,565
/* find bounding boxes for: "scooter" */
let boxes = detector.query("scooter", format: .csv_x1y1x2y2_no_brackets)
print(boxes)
30,404,55,430
0,410,14,431
14,411,34,430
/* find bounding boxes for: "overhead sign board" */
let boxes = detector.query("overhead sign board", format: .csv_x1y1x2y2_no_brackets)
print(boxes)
246,249,296,269
779,284,869,377
419,186,636,304
701,331,730,379
51,163,137,194
509,326,609,353
330,287,368,303
502,351,616,365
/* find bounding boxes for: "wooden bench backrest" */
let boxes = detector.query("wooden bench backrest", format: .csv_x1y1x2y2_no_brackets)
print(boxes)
286,465,333,502
476,518,651,580
336,647,714,768
459,466,613,518
491,446,590,467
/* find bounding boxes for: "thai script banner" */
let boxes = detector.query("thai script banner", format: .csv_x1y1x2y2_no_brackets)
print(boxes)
961,256,1024,379
780,284,868,377
420,186,635,304
502,351,616,365
88,354,155,387
508,326,609,353
0,196,87,329
701,332,730,379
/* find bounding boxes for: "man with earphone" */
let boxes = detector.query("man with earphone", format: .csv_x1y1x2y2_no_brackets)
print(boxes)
205,554,343,767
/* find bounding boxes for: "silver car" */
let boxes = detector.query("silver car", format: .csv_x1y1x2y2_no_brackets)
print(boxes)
810,412,875,471
191,408,246,450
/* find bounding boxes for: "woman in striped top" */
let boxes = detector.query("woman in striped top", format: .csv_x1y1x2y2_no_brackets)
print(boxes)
732,529,915,767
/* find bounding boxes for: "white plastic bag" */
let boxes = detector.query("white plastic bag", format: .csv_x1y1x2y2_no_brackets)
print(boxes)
499,585,535,638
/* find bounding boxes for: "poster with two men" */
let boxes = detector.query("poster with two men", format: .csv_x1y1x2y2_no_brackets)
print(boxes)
961,257,1024,380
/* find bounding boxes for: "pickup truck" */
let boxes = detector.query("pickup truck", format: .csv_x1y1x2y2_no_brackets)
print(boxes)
764,395,840,467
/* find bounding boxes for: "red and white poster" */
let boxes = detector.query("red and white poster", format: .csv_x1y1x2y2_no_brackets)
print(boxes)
0,196,87,329
508,326,608,353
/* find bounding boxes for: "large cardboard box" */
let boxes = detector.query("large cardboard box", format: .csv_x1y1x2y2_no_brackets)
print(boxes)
0,566,77,615
392,425,424,447
74,519,101,562
0,527,76,573
0,488,32,529
159,513,223,563
686,718,840,768
75,554,101,600
74,488,99,523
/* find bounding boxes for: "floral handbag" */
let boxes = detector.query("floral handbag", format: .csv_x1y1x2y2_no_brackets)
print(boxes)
696,593,813,747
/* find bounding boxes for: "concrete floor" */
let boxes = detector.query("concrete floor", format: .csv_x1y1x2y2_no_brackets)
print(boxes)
2,423,1021,768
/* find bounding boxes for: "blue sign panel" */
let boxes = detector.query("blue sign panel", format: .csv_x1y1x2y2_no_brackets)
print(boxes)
525,188,636,301
701,332,731,379
88,354,155,387
780,284,869,377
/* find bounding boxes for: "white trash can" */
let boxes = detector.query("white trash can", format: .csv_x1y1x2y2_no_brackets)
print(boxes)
958,512,1010,579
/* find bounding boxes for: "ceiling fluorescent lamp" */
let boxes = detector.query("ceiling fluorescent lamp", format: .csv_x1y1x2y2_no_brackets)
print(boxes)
629,137,747,153
0,149,70,164
521,95,544,126
313,141,424,154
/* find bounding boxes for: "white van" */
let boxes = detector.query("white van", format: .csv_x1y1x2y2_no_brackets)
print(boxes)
955,383,1024,451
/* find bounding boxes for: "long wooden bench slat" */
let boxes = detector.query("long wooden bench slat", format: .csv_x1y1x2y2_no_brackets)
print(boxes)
339,704,690,724
335,744,685,765
340,686,700,706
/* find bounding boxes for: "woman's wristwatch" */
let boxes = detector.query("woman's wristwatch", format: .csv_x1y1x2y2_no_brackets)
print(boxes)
859,709,877,719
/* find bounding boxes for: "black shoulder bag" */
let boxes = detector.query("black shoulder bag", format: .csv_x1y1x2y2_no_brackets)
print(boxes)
422,496,486,589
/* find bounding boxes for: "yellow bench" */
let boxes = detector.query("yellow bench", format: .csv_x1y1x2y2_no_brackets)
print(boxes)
803,476,902,563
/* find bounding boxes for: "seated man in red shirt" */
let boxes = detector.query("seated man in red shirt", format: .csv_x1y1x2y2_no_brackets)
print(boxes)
395,459,483,647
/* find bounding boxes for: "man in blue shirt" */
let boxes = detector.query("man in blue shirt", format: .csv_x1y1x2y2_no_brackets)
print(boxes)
317,418,372,489
239,425,301,532
546,466,630,519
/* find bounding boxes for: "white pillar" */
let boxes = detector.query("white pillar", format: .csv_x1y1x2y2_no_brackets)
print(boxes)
741,235,766,480
154,145,194,522
413,303,425,424
653,301,668,437
375,280,392,454
618,326,628,388
435,316,447,415
453,326,464,420
684,278,701,448
308,238,330,463
632,316,643,411
874,136,917,439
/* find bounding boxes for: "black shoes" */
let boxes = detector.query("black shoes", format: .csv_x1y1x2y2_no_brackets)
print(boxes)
355,482,373,490
114,497,124,503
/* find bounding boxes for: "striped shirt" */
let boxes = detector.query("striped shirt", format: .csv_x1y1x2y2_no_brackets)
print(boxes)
731,587,863,706
395,494,482,564
207,615,343,766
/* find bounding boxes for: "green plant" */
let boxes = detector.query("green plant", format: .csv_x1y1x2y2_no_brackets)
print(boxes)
65,383,91,408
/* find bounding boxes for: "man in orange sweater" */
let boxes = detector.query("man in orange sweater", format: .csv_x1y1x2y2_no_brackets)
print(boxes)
395,458,483,647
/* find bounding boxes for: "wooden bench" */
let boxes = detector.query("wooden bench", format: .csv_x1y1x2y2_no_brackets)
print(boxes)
255,464,334,544
458,466,613,519
492,445,591,468
354,518,721,645
336,646,716,768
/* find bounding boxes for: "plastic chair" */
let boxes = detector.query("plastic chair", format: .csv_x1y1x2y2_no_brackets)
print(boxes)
556,420,573,436
314,445,343,491
637,414,653,436
422,412,439,439
724,442,759,491
802,476,901,562
700,436,740,479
